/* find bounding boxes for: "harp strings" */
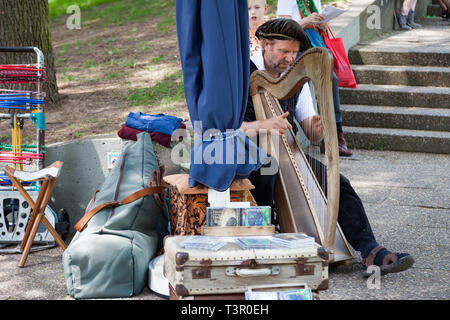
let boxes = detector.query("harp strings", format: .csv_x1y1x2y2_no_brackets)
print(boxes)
312,82,327,229
288,83,327,229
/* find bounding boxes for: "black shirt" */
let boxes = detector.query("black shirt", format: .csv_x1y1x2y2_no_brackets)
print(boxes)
245,60,301,135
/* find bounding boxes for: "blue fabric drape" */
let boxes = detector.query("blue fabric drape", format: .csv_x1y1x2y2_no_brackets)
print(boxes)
176,0,268,191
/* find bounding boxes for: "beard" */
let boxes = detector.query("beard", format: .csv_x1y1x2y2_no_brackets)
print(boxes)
263,49,290,74
266,59,289,74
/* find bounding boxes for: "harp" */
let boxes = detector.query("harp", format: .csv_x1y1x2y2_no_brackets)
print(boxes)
249,47,353,263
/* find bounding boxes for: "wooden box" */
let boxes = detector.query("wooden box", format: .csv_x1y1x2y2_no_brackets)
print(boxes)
163,174,257,236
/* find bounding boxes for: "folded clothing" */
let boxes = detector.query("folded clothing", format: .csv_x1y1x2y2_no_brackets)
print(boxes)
125,112,183,136
118,122,186,147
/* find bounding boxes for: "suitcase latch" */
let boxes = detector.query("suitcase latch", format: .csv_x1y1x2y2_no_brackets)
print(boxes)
241,259,258,268
295,258,315,276
192,267,211,279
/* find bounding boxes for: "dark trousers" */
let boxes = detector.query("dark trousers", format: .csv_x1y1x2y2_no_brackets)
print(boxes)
248,156,378,258
248,159,279,226
332,72,343,133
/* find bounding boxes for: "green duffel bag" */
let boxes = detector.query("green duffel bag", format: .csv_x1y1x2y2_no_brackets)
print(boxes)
62,132,169,299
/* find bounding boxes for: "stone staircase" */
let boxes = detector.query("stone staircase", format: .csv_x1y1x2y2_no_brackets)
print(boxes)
427,0,445,17
338,19,450,154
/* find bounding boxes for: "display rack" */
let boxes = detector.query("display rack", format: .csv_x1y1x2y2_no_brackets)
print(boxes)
0,46,58,252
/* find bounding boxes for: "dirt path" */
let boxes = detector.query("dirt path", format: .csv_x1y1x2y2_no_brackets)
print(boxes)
0,8,188,146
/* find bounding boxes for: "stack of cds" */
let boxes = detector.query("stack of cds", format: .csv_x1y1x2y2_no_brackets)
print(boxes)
180,236,228,251
236,233,317,250
236,236,273,250
271,233,316,248
245,288,312,300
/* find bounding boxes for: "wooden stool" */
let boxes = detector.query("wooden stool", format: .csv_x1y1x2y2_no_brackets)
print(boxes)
3,161,67,267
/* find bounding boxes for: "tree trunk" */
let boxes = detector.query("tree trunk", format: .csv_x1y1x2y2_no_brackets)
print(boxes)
0,0,59,103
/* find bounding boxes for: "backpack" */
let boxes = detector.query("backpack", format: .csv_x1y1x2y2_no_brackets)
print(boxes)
62,132,169,299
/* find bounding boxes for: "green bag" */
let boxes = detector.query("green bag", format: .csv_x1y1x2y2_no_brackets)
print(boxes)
62,132,169,299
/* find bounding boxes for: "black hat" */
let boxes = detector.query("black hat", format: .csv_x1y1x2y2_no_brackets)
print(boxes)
256,18,311,51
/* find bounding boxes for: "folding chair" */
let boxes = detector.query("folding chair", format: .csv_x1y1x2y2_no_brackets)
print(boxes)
3,160,67,267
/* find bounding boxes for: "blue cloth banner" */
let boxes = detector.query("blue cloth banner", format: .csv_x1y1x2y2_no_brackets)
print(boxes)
176,0,269,191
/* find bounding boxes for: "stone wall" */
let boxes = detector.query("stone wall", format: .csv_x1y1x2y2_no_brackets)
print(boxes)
333,0,431,52
360,0,431,42
359,0,431,43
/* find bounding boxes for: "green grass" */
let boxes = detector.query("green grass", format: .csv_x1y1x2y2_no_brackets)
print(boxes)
49,0,175,26
266,0,348,7
127,71,184,107
49,0,117,18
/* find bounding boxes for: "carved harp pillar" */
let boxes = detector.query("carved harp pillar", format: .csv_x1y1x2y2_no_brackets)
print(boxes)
249,47,353,263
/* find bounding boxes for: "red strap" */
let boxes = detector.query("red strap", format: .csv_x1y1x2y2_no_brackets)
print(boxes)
74,186,166,232
326,26,336,39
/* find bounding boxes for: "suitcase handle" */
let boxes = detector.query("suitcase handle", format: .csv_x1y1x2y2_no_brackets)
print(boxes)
225,266,280,277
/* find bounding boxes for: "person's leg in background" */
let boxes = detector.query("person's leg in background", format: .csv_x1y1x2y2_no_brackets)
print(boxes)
319,71,353,157
398,0,421,29
437,0,450,20
332,72,352,157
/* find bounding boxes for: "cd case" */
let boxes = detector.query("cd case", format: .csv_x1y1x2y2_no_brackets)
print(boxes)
245,283,313,300
240,206,271,226
206,206,271,227
179,236,228,251
271,232,316,248
236,236,273,249
206,207,241,227
245,288,312,300
236,233,317,250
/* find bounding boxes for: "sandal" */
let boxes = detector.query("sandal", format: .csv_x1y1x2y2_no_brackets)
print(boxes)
361,245,415,277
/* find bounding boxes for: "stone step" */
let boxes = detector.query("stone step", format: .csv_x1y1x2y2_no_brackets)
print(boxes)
428,4,443,17
348,47,450,67
341,105,450,132
343,126,450,154
351,64,450,87
339,84,450,109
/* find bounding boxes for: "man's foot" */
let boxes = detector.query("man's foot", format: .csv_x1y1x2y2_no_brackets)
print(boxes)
361,245,415,277
338,132,352,157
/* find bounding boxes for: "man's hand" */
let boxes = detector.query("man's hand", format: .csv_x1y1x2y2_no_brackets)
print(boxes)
240,112,292,136
262,111,292,136
300,115,324,145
